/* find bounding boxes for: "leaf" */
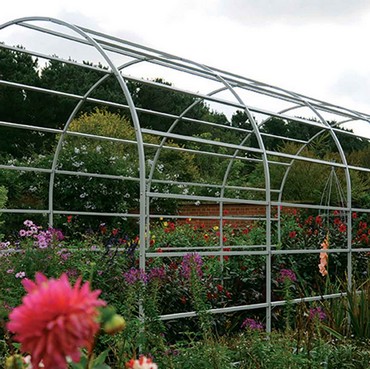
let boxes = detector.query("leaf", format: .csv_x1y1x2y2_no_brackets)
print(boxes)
69,362,84,369
93,350,110,366
321,324,345,340
93,364,111,369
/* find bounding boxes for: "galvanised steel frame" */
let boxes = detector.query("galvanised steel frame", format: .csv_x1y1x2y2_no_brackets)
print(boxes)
1,17,370,332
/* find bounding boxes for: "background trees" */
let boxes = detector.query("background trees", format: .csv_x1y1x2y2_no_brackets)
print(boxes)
1,45,369,233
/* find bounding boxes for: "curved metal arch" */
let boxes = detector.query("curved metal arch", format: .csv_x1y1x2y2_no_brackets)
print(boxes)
2,15,369,332
273,89,354,293
190,64,273,330
1,16,148,267
47,56,147,225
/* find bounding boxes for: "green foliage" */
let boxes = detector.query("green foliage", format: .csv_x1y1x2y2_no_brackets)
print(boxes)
0,219,369,368
0,186,7,240
235,332,370,369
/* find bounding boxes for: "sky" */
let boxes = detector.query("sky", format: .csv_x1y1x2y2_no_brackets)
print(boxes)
1,0,370,137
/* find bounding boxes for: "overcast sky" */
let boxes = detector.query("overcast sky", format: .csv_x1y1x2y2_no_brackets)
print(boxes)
1,0,370,136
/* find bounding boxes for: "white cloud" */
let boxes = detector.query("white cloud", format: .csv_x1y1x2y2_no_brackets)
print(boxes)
0,0,369,139
217,0,370,25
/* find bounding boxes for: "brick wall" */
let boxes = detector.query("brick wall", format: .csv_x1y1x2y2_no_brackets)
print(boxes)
177,203,273,228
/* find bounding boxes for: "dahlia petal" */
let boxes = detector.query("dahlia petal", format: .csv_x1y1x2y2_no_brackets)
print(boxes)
7,273,106,369
22,278,37,293
35,272,48,285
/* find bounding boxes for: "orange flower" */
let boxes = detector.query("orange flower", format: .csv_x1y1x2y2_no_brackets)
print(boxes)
7,273,106,369
318,233,329,277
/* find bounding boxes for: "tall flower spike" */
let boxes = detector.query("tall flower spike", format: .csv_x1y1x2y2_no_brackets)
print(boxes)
318,233,329,276
7,272,106,369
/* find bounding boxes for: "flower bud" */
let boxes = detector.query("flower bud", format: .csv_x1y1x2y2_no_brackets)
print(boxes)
103,314,126,335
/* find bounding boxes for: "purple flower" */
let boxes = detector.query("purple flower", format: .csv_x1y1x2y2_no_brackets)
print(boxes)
0,241,10,249
34,228,65,248
148,267,166,281
123,268,148,285
309,306,327,321
66,269,79,279
49,228,64,241
36,233,49,248
279,269,297,283
241,318,264,330
181,252,203,279
19,229,27,237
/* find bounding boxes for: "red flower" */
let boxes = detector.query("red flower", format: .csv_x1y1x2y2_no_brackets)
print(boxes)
100,223,107,234
334,218,341,225
242,228,249,235
225,291,232,299
289,231,297,238
216,284,223,292
315,215,323,225
305,216,313,225
7,273,106,369
333,210,340,215
169,222,176,230
66,215,73,223
223,247,231,261
339,223,347,233
360,234,369,244
112,228,119,236
352,212,357,219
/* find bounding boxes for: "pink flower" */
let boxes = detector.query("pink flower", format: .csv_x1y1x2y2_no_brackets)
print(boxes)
126,355,158,369
278,268,297,282
7,273,106,369
15,271,26,279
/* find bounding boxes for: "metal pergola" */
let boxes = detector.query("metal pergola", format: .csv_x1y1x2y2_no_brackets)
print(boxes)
1,16,370,332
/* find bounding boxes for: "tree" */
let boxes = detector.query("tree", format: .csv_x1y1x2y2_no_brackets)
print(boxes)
0,46,43,157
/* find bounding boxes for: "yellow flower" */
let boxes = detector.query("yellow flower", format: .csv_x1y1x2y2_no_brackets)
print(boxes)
163,221,168,227
213,225,219,231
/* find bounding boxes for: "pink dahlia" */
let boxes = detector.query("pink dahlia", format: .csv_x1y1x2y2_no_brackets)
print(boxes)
7,272,106,369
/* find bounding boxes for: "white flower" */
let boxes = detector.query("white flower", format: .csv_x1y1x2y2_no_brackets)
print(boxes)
126,356,158,369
